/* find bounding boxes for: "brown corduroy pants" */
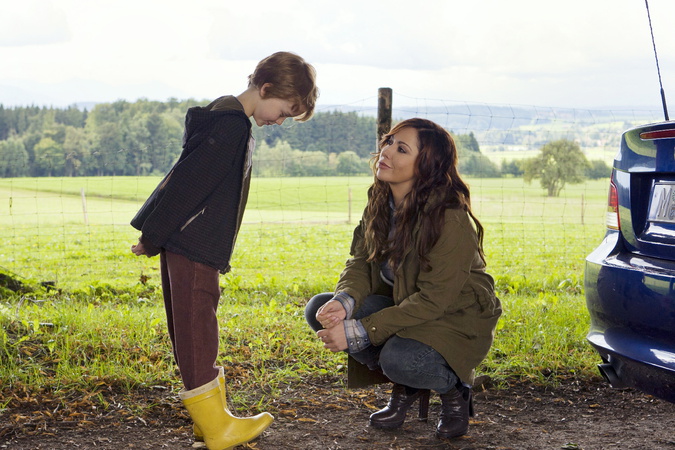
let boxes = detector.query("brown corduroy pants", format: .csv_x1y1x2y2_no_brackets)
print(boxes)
160,250,220,390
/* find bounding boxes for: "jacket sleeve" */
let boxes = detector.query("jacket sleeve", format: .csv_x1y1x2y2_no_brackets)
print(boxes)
139,117,250,249
361,211,481,345
334,217,375,308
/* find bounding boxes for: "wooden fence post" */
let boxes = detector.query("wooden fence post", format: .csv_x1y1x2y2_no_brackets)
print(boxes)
377,87,393,143
348,187,352,224
81,188,89,225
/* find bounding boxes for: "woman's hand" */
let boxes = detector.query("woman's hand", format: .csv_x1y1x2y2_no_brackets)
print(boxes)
317,323,348,352
316,299,346,329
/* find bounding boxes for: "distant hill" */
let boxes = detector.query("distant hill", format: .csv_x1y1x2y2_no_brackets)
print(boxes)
326,104,665,132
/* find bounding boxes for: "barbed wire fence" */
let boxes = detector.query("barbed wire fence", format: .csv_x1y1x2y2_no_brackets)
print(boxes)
0,90,664,292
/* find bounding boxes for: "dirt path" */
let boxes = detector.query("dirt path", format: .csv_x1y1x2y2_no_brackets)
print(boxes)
2,378,674,449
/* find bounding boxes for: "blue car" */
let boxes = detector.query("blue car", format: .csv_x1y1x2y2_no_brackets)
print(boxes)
585,120,675,403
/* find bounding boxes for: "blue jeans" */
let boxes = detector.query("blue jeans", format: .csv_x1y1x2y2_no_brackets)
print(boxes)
305,292,460,394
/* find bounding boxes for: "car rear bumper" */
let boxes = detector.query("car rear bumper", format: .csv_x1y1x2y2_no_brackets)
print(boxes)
587,330,675,402
585,232,675,403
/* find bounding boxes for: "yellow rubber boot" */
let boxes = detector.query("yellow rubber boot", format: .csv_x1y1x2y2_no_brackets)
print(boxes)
193,368,227,442
180,371,273,450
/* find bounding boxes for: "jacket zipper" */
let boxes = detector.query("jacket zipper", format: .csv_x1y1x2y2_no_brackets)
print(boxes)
180,207,206,231
159,170,174,190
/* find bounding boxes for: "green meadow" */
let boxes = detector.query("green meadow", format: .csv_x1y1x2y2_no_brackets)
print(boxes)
0,176,609,410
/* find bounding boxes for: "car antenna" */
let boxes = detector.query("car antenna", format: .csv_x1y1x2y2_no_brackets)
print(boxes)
645,0,669,121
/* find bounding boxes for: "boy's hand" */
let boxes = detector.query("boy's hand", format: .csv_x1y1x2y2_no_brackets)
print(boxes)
131,241,148,257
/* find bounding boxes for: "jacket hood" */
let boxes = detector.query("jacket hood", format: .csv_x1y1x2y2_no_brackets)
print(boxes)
180,106,250,161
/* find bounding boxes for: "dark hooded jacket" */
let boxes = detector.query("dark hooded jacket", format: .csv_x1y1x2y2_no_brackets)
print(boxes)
131,96,253,273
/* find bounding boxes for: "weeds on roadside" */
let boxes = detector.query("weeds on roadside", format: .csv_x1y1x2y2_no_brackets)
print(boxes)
0,268,599,415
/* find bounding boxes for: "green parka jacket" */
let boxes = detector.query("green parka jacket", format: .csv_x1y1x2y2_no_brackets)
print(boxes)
335,206,502,385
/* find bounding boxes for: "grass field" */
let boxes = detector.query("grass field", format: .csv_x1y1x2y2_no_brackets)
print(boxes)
0,176,608,291
0,175,610,408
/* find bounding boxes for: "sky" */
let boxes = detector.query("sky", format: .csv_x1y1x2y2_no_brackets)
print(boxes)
1,0,675,111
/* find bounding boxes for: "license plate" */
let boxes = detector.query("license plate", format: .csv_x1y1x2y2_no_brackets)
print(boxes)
648,182,675,223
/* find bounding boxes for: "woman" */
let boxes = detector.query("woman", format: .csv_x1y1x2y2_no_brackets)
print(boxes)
305,118,501,439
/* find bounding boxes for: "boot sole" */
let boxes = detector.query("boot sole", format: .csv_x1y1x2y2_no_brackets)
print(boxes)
369,419,405,429
435,428,468,439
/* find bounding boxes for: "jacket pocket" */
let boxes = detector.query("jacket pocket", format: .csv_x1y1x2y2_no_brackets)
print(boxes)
180,206,206,232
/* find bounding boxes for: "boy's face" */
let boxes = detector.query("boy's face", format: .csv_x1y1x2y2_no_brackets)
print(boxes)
253,97,304,127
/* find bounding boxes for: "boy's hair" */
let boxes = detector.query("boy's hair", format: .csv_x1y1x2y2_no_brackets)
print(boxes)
248,51,319,122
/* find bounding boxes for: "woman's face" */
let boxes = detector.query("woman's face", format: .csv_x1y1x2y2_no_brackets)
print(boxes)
376,127,420,196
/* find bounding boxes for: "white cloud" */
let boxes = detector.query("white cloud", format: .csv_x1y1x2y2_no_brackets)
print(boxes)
0,0,674,108
206,0,461,70
0,0,70,46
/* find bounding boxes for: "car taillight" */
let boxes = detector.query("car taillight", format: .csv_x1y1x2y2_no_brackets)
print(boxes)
639,128,675,140
606,180,619,230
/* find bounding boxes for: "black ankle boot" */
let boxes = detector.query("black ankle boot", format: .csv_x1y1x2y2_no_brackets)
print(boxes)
369,384,430,429
436,385,473,439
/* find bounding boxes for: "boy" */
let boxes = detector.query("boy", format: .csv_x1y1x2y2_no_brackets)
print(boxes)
130,51,318,450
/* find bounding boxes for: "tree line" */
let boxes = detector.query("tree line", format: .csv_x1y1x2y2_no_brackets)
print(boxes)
0,99,501,179
0,100,610,193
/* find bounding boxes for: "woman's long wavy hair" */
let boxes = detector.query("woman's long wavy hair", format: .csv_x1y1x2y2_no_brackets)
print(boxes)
364,118,485,272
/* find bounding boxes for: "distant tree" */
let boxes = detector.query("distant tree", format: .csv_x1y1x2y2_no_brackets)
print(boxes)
252,140,293,176
150,113,183,173
89,122,126,175
0,137,29,177
501,159,524,177
458,148,500,178
63,126,90,176
55,105,87,128
21,131,41,170
337,151,369,175
253,110,377,157
33,137,64,176
0,105,9,141
586,159,612,179
286,150,330,176
455,131,480,152
523,139,589,197
123,114,151,175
